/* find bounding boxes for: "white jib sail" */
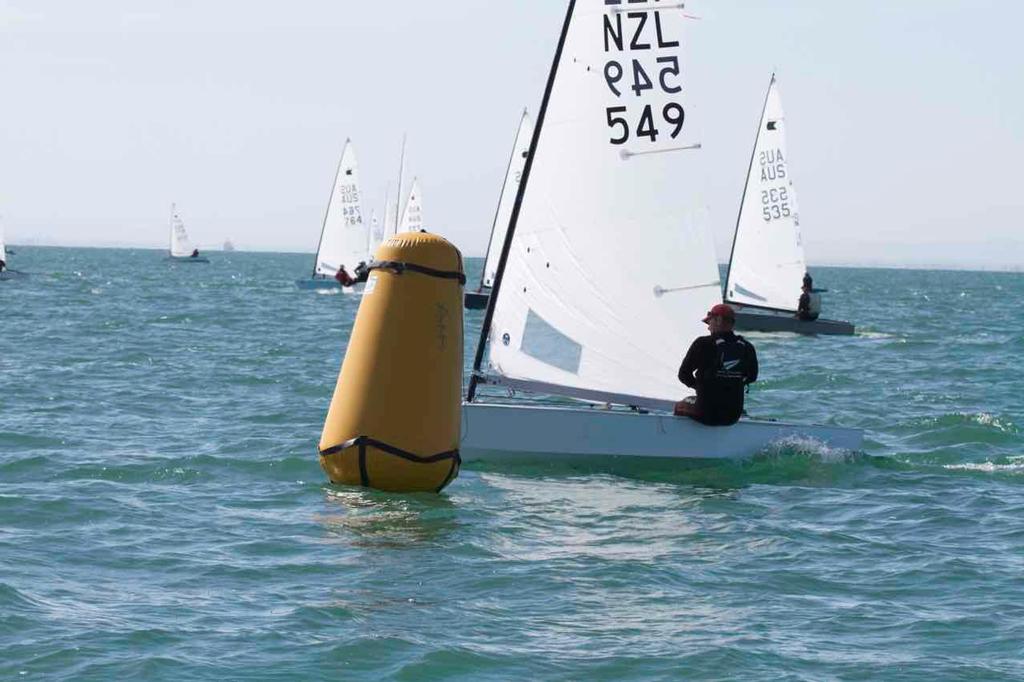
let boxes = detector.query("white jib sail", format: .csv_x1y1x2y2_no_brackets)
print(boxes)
482,110,534,290
399,178,424,232
0,225,6,264
169,204,193,257
724,75,806,313
314,140,368,277
486,1,721,405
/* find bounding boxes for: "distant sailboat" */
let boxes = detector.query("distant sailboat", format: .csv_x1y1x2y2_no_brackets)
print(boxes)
296,139,370,290
223,239,235,252
460,1,861,464
0,222,11,280
724,75,854,335
399,177,424,232
382,188,396,241
367,209,385,257
465,109,534,310
168,204,209,263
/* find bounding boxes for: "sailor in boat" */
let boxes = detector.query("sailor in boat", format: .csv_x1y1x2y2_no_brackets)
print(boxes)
334,265,356,287
190,248,201,259
353,261,370,284
674,304,759,426
334,261,371,288
797,277,822,321
0,258,6,273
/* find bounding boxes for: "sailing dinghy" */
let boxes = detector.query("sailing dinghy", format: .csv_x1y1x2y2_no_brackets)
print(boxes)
466,109,534,310
461,1,862,464
168,204,210,263
0,223,15,280
399,178,424,233
723,76,854,335
296,140,370,290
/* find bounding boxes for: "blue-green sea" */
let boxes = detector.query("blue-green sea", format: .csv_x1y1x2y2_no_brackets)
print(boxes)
2,247,1022,680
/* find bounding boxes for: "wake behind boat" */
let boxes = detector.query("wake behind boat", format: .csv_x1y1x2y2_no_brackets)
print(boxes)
723,75,854,335
168,204,210,263
462,1,862,464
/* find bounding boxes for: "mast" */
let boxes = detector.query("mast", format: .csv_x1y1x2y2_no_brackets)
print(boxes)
723,74,775,304
312,140,349,278
479,108,529,291
394,135,406,234
466,0,576,403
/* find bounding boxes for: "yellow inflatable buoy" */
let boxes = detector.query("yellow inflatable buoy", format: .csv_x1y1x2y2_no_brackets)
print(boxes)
319,231,465,493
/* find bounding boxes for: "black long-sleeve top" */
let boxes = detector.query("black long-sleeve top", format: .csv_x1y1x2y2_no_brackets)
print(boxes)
678,332,757,389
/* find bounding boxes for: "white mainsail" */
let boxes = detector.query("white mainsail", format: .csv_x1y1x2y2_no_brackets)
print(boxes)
399,178,424,232
169,203,194,257
724,75,806,313
313,140,368,277
382,189,396,241
0,226,6,264
481,110,534,289
481,1,721,406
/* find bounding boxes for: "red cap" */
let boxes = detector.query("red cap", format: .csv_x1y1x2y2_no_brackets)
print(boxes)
702,303,736,323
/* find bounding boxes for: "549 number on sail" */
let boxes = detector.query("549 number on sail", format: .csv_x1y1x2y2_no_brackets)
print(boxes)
602,4,687,147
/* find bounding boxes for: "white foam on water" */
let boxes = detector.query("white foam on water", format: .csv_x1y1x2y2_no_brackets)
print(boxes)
944,459,1024,474
963,412,1016,433
765,435,853,463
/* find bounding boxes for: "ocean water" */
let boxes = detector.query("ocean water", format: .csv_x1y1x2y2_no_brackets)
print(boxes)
1,247,1022,681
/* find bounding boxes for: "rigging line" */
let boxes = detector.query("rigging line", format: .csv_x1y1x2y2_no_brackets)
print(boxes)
653,280,721,297
620,143,701,160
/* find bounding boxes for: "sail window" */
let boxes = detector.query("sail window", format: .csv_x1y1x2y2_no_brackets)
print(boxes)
521,310,582,375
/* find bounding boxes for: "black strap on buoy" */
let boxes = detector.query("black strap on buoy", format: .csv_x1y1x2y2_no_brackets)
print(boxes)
320,436,462,493
368,259,466,285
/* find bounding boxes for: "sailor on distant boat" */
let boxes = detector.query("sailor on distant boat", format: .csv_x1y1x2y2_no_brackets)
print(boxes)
797,280,821,321
190,248,201,259
0,259,6,272
675,304,759,426
353,261,370,285
334,265,355,287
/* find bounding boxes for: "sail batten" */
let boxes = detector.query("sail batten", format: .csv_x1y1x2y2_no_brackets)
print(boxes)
479,1,720,406
724,76,806,313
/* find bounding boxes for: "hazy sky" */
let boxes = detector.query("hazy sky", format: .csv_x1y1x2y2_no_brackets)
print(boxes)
1,1,1021,268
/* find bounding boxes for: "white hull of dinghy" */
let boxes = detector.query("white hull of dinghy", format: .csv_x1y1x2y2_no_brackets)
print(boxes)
460,403,862,463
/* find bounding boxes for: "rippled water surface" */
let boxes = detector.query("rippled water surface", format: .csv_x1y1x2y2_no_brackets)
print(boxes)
2,248,1022,680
